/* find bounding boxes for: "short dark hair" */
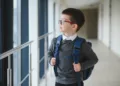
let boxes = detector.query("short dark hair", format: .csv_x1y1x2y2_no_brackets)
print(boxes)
62,8,85,32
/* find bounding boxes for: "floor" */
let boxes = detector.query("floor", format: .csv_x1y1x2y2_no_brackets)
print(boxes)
39,39,120,86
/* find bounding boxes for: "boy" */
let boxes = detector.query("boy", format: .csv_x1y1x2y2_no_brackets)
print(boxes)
48,8,98,86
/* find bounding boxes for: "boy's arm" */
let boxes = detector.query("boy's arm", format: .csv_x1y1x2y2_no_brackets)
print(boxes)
48,38,56,64
80,41,99,70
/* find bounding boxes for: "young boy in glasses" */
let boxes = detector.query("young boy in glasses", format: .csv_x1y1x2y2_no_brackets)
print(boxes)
48,8,98,86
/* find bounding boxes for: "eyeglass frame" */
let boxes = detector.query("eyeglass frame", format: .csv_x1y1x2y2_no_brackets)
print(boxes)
59,19,75,25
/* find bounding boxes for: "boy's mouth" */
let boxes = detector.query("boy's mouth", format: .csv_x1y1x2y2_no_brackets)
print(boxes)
60,28,62,30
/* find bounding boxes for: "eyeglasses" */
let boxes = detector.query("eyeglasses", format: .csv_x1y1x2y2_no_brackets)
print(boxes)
59,20,74,25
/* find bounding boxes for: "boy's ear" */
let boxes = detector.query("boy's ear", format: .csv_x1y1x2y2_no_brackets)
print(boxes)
72,24,78,31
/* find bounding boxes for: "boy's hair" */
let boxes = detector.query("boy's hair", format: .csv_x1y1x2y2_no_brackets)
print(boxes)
62,8,85,32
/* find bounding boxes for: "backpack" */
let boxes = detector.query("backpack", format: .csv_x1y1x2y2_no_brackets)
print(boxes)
53,35,94,85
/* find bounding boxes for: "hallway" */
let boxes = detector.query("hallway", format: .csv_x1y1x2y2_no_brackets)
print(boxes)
40,39,120,86
0,0,120,86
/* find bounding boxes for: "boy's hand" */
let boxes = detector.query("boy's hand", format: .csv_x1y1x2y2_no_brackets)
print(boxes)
73,63,81,72
50,57,56,66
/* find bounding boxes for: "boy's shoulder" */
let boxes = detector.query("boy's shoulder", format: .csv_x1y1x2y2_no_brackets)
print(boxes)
52,35,62,42
76,36,92,48
74,36,86,43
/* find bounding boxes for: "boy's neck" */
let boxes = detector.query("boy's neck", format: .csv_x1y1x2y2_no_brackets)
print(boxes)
64,32,77,37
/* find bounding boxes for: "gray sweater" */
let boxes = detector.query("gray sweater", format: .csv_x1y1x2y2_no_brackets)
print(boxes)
48,36,98,84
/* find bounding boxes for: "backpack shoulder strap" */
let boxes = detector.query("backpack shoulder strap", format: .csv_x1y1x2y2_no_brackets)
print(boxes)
73,37,85,64
53,35,62,76
54,35,62,59
73,37,85,86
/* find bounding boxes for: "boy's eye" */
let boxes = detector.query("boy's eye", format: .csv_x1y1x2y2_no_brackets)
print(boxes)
59,19,74,25
59,20,65,25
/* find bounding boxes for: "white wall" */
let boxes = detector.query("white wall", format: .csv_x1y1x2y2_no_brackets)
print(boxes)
102,0,110,47
98,0,110,47
98,0,120,57
111,0,120,56
98,3,103,41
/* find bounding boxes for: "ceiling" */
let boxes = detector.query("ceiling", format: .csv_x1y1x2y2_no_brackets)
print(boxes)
64,0,100,9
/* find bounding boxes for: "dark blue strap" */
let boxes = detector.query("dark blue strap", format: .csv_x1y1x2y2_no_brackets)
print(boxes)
54,35,62,76
54,35,62,64
73,37,84,86
73,37,84,64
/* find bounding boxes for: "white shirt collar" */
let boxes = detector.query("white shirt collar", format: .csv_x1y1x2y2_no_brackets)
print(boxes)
62,33,77,41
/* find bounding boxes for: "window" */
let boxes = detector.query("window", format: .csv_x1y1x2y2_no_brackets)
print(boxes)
21,0,29,86
13,0,29,86
38,0,48,79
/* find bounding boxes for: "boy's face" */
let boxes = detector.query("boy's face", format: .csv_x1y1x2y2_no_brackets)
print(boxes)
59,14,77,34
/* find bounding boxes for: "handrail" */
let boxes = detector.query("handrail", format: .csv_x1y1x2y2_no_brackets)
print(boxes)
0,41,33,60
0,32,54,60
38,32,53,40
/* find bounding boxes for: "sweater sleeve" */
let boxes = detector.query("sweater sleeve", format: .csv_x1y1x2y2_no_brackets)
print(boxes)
80,41,99,70
47,38,56,64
